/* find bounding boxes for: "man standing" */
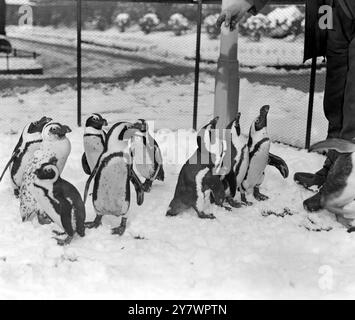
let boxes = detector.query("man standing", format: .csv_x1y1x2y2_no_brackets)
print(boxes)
0,0,6,36
217,0,355,211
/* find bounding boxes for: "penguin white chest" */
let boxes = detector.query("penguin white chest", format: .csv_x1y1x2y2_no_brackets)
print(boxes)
84,136,104,171
94,156,130,217
33,185,64,230
195,168,211,212
236,145,250,188
12,141,41,187
243,140,270,193
132,138,155,179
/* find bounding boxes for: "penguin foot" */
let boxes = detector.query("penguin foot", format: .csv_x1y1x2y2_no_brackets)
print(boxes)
142,180,153,193
226,197,242,208
37,212,53,225
197,211,216,220
55,236,73,246
13,189,19,198
52,230,66,236
240,194,253,206
112,218,127,236
253,188,269,201
85,215,103,229
303,193,322,212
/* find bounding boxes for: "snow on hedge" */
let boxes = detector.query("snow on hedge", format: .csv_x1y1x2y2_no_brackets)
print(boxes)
267,5,304,29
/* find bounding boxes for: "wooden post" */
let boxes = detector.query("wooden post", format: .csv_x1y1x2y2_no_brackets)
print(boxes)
214,0,240,129
77,0,82,127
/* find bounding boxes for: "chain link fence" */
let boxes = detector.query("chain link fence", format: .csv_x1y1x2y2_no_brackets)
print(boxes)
1,0,328,148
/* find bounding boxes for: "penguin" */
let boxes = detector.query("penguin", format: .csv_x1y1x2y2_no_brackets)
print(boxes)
166,116,228,220
84,121,146,236
222,113,250,208
241,105,289,203
32,158,86,246
20,122,72,223
307,139,355,230
82,113,108,175
131,119,165,192
0,116,52,197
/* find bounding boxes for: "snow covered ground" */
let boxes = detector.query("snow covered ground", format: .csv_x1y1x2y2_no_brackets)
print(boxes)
7,26,306,67
0,57,42,72
1,74,355,300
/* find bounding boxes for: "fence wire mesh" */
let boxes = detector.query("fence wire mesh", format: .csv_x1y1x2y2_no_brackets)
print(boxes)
1,1,329,148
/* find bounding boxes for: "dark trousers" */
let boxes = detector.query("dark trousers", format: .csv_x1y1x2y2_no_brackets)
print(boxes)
324,0,355,140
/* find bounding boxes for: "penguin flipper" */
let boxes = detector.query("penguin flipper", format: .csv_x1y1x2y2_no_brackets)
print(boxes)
0,151,18,182
130,167,144,206
81,153,91,175
84,160,100,204
268,153,289,178
310,138,355,154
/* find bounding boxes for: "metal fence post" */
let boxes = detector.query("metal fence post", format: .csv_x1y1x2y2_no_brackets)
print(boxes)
192,0,203,131
305,56,317,149
77,0,82,127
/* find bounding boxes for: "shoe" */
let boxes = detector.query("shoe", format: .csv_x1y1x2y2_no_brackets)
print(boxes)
303,192,322,212
294,150,339,189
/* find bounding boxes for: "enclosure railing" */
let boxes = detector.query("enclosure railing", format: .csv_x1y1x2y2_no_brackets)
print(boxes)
73,0,314,149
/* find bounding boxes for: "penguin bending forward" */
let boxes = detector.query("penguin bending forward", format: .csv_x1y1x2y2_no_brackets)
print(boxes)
20,122,72,223
241,105,289,203
82,113,108,175
222,113,250,208
132,119,165,192
0,116,52,197
84,121,145,236
166,117,228,220
308,139,355,230
33,158,86,246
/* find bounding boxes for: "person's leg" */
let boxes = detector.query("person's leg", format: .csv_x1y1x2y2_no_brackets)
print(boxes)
339,23,355,139
295,1,350,189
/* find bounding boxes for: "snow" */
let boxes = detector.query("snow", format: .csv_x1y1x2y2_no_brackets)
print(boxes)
0,57,41,72
5,0,33,5
7,26,307,67
1,74,355,299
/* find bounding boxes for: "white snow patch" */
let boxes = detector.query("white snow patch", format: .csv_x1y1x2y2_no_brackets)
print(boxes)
1,74,354,299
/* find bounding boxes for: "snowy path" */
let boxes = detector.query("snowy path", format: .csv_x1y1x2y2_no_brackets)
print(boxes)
1,75,355,299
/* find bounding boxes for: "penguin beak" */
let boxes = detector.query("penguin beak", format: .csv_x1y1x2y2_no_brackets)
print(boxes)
255,105,270,130
235,112,241,124
209,116,219,129
39,116,53,125
132,121,147,133
102,119,108,127
34,168,41,177
58,125,72,137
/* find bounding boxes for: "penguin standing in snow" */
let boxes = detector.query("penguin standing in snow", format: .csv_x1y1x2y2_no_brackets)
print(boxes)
82,113,108,175
0,116,52,197
132,119,164,192
222,113,250,208
241,105,289,204
84,121,145,236
20,122,72,223
166,117,228,220
305,139,355,230
33,158,86,246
